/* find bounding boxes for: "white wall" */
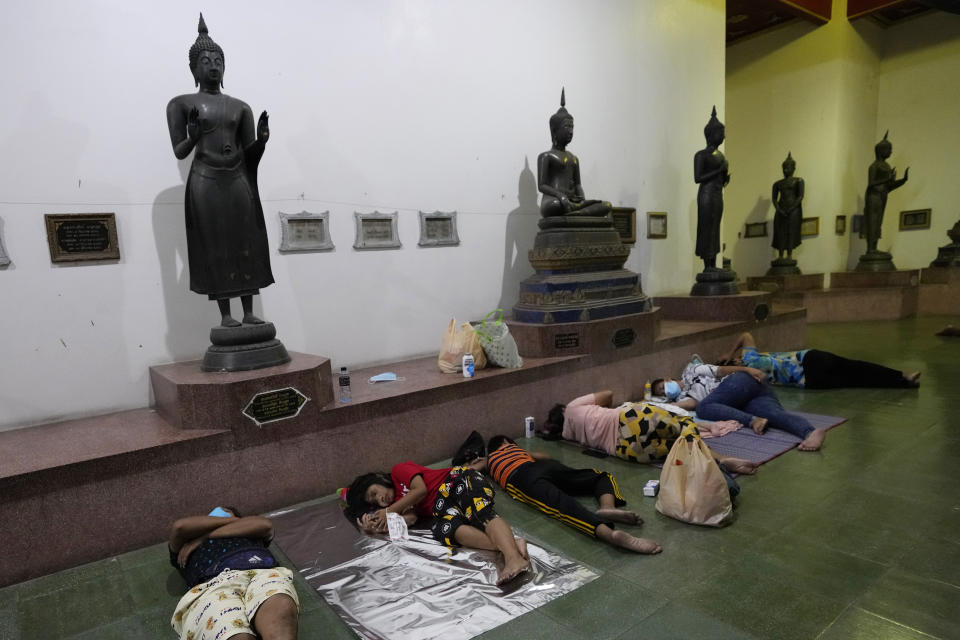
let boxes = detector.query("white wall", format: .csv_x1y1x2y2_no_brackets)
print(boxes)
0,0,725,430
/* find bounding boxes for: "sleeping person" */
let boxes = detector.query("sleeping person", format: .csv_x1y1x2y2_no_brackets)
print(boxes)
344,461,530,585
543,390,758,474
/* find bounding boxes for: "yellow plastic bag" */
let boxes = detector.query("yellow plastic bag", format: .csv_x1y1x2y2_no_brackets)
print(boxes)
655,425,732,527
437,318,487,374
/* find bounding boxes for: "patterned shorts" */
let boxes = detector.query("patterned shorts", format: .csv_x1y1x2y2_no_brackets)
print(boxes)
171,567,299,640
431,467,499,547
616,403,698,463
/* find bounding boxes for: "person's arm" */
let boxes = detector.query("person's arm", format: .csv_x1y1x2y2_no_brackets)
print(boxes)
386,473,427,516
673,398,698,410
171,516,274,567
593,390,614,407
721,332,755,363
529,451,551,460
716,365,765,383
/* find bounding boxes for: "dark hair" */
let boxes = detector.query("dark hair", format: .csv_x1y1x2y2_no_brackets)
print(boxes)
540,404,565,440
487,435,515,453
715,358,737,366
224,506,242,518
344,472,392,524
651,379,665,395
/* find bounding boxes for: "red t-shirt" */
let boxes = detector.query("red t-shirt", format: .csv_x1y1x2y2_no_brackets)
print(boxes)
389,462,452,518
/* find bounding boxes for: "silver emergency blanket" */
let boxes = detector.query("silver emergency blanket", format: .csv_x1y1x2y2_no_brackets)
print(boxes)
268,499,598,640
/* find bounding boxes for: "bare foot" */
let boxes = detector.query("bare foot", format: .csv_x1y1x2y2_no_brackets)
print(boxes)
220,316,241,328
904,371,921,387
751,416,768,434
515,537,529,560
610,530,662,554
496,556,531,586
798,428,826,451
720,457,758,475
596,508,643,526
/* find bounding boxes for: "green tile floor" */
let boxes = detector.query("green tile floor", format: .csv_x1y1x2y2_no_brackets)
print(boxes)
4,316,958,639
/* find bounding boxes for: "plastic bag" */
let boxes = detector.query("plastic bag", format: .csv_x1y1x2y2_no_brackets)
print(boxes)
474,309,523,369
438,318,487,374
656,424,733,527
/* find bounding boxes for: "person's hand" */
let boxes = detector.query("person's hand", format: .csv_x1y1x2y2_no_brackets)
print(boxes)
747,368,766,383
257,110,270,142
177,536,205,568
187,107,200,141
903,167,910,181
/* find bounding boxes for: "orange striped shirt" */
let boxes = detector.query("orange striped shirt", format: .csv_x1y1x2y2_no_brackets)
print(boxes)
487,443,535,488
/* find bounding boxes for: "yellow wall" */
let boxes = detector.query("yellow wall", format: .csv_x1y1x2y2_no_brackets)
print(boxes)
725,2,960,279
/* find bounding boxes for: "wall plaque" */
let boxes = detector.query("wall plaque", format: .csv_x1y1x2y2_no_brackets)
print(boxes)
354,211,401,250
647,211,667,239
835,215,847,235
610,207,637,244
612,328,636,348
554,332,580,349
899,208,931,231
744,221,767,238
800,216,820,237
44,213,120,262
418,210,460,247
279,211,334,253
242,387,310,426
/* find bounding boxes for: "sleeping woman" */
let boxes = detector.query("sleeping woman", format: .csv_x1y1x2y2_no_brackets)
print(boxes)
344,461,530,585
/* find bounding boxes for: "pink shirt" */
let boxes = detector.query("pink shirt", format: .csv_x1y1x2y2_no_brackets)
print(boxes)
561,393,620,454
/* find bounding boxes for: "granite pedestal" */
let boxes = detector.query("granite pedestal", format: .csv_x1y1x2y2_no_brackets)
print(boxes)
830,269,919,289
654,291,772,322
747,273,824,294
919,267,960,316
151,351,333,432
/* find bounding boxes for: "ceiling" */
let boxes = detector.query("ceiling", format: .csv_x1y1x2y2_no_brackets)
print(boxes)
727,0,959,45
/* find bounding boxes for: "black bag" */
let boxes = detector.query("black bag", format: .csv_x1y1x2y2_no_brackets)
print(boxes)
452,430,486,466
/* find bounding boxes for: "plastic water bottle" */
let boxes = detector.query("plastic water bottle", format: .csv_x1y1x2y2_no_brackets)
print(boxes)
338,366,351,403
644,381,652,400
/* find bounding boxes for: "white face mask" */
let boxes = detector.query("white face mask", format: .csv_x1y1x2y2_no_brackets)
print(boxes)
664,380,682,401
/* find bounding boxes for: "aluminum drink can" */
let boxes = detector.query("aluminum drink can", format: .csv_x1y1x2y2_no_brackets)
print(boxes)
525,416,535,438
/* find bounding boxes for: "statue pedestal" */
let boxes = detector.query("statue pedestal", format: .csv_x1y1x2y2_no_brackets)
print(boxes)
855,250,896,272
204,322,291,372
150,352,333,431
919,266,960,315
747,273,824,294
830,269,919,289
930,242,960,268
508,309,660,358
690,268,739,296
512,216,653,342
654,291,772,322
766,257,801,276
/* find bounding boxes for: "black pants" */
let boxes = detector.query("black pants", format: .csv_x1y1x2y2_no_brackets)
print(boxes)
502,460,625,538
802,349,908,389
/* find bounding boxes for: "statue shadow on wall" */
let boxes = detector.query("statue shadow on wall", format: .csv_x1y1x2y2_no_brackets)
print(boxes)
732,195,772,277
0,216,11,270
846,195,867,271
152,157,215,361
497,157,540,312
